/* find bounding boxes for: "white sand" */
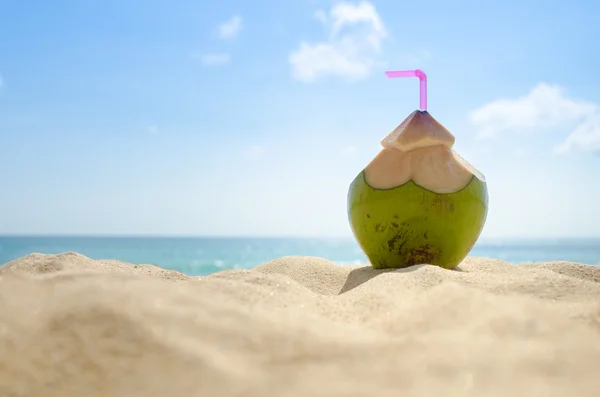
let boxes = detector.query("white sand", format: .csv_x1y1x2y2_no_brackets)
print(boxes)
1,252,599,397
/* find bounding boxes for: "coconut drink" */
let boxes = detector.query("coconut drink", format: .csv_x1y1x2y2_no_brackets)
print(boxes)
347,70,488,270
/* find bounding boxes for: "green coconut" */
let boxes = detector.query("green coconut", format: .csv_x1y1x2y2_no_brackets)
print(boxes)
347,110,488,270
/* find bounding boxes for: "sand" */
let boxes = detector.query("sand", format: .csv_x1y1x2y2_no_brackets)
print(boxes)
0,252,599,397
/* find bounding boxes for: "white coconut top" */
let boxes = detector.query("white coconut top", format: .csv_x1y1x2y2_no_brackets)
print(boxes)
364,111,485,193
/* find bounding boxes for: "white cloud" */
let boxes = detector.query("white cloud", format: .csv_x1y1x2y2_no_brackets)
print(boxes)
555,113,600,154
289,1,387,83
469,83,600,153
199,53,231,67
192,16,241,67
218,15,243,39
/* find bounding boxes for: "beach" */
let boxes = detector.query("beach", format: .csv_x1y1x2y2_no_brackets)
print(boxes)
0,252,599,397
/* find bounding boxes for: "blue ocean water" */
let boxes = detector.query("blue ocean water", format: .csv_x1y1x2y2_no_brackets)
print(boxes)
0,236,598,276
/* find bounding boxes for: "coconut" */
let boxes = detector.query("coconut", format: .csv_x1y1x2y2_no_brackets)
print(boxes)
347,110,488,269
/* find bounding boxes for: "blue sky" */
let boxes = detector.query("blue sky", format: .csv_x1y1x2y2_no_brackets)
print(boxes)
1,0,599,238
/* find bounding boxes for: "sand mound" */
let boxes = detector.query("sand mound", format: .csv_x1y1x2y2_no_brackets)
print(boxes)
1,252,191,282
1,253,599,397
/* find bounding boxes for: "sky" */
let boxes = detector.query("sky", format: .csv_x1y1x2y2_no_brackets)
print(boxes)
0,0,599,238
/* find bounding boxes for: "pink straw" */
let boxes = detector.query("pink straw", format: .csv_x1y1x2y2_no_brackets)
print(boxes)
385,69,427,111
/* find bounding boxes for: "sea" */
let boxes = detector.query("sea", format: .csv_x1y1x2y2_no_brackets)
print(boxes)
0,236,598,276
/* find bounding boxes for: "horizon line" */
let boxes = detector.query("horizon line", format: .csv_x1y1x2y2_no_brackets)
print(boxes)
0,234,599,241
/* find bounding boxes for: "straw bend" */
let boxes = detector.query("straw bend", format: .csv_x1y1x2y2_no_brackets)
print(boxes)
385,69,428,111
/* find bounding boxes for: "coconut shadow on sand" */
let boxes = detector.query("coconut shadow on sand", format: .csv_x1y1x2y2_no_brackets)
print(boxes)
338,263,464,294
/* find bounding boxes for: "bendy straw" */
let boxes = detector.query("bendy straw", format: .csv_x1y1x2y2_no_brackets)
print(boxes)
385,69,427,111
